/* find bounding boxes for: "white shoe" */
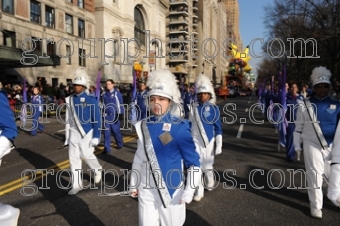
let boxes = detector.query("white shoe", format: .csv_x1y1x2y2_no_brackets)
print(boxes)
206,180,215,191
193,195,204,202
95,172,102,184
68,187,83,195
0,204,20,226
310,208,322,219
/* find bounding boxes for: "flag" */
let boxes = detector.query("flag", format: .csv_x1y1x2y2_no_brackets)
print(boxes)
129,70,137,123
95,70,101,102
279,65,288,147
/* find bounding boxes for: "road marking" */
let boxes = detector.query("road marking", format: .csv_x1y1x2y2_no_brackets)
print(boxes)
245,108,249,112
248,101,250,104
0,134,138,196
236,124,244,138
57,129,65,132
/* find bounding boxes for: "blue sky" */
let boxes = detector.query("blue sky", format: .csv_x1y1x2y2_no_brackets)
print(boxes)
238,0,274,75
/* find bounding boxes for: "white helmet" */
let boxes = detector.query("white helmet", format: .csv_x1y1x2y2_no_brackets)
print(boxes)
310,66,332,89
195,74,216,104
72,68,88,87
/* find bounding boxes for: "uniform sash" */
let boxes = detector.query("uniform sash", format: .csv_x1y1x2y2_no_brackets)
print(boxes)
303,99,329,150
140,120,172,208
193,106,209,148
69,95,86,138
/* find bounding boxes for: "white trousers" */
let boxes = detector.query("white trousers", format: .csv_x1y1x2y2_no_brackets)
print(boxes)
195,138,215,197
68,129,102,189
138,186,185,226
303,139,331,209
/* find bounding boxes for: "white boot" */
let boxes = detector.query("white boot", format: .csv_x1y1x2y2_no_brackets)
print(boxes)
310,208,322,219
193,176,204,202
94,171,102,184
327,164,340,206
0,203,20,226
68,186,83,195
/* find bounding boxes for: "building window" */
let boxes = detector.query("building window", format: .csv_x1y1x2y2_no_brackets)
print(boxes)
2,0,13,14
45,6,55,28
79,48,86,66
31,37,41,52
78,0,83,8
66,45,71,65
134,7,145,47
3,30,15,47
52,78,58,88
30,0,41,24
65,14,73,34
47,40,55,55
78,19,85,38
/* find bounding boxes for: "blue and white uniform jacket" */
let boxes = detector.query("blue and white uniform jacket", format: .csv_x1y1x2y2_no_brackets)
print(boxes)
102,89,124,115
69,91,101,139
0,90,17,142
190,102,222,145
131,113,200,198
294,95,340,149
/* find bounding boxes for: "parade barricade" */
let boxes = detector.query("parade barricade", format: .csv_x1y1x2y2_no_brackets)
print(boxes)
12,102,66,120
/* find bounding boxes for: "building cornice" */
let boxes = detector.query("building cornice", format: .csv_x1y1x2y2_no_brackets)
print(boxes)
158,0,169,9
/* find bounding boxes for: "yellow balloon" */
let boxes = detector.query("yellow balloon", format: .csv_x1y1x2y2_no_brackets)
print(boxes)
244,64,252,73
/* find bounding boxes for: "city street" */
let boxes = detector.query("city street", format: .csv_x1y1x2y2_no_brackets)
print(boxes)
1,96,339,226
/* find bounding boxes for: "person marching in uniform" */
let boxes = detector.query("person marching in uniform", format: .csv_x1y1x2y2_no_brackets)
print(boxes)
30,86,45,136
182,83,194,119
66,68,102,195
285,83,304,162
102,79,124,154
136,80,148,121
293,66,340,218
0,89,20,225
129,69,201,226
188,74,223,202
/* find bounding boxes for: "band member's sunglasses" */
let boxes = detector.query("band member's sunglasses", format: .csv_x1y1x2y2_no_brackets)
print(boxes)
315,84,330,89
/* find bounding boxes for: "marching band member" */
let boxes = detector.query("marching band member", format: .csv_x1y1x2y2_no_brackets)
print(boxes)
0,89,20,225
294,66,340,218
30,86,45,136
182,83,194,119
285,83,304,162
66,68,102,195
189,74,223,202
102,79,124,153
129,69,201,226
136,80,148,121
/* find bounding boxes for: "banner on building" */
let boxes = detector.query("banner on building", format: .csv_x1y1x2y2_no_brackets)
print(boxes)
149,51,155,66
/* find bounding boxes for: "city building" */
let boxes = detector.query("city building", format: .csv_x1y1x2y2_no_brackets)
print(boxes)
0,0,96,87
222,0,242,50
166,0,199,84
197,0,220,85
95,0,168,83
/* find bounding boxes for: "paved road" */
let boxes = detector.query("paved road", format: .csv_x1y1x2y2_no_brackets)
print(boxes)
1,95,339,225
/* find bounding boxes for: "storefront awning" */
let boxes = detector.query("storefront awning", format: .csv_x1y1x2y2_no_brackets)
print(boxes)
0,45,60,69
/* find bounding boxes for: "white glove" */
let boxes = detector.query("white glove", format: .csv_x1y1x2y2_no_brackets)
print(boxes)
180,166,201,204
90,138,99,147
327,164,340,207
0,136,15,159
215,134,222,155
296,150,302,161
